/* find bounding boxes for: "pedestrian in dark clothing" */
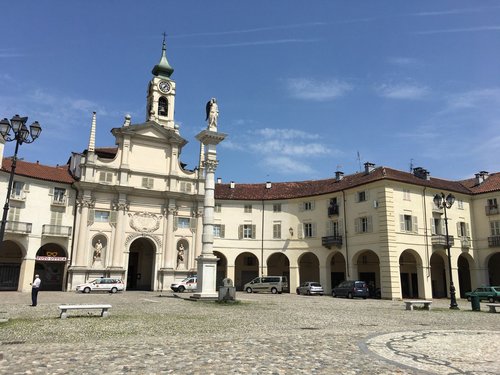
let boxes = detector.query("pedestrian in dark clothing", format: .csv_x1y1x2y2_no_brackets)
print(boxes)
30,274,41,306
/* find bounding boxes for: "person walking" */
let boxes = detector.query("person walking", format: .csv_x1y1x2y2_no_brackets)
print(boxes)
30,274,41,306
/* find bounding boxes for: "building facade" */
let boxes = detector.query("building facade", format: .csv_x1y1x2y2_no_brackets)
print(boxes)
1,43,499,299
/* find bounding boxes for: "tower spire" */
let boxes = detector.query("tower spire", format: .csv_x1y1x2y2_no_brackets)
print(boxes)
88,111,96,153
152,33,174,78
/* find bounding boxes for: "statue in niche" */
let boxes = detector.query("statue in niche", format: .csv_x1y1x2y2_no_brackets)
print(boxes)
93,240,103,263
205,98,218,129
177,243,185,269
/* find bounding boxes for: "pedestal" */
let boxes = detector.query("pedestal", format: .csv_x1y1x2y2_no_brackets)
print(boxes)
191,254,219,300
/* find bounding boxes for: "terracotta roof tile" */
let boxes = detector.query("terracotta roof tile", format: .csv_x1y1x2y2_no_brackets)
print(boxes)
1,158,74,184
460,172,500,194
215,166,487,201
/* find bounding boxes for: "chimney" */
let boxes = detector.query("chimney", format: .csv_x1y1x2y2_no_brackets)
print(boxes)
230,181,235,189
217,177,222,184
265,181,272,189
413,167,430,180
475,171,489,185
364,162,375,174
335,171,344,181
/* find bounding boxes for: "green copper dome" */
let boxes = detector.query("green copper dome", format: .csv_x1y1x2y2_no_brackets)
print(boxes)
152,36,174,78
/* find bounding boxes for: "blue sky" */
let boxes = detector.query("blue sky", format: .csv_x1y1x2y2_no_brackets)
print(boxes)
1,1,499,183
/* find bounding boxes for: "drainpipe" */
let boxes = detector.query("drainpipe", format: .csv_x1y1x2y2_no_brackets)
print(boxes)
342,190,350,278
261,199,265,277
422,186,430,278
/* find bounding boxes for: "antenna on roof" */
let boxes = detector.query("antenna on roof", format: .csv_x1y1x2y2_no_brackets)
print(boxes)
356,151,362,172
409,158,414,173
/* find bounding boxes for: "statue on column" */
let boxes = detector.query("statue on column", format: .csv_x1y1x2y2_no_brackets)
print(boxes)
205,98,218,129
177,243,185,269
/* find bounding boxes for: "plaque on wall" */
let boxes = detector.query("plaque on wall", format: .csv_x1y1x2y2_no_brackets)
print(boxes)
129,212,160,233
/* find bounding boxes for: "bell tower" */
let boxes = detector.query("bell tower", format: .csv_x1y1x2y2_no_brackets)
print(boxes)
147,34,176,129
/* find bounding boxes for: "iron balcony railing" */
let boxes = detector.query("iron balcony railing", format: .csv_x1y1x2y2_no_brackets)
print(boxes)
42,225,72,237
51,196,67,206
328,205,339,216
488,236,500,247
321,235,343,249
5,221,32,234
431,234,455,247
485,205,499,215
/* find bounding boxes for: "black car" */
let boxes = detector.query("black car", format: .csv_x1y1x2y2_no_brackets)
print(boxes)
332,280,369,299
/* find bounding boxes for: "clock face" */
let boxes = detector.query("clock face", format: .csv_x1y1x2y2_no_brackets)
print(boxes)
158,80,171,93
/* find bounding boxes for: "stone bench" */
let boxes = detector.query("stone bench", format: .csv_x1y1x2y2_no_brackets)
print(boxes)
485,303,500,313
404,300,432,311
59,304,112,319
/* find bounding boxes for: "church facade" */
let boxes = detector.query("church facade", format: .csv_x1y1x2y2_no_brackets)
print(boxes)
1,42,499,299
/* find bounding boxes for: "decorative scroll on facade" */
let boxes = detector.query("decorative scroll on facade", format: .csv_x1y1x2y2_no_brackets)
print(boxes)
129,212,161,233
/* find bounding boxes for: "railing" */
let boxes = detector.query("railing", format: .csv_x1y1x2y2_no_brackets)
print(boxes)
328,205,339,216
10,192,26,201
488,236,500,247
321,235,343,249
431,234,455,247
42,225,72,237
51,196,67,206
5,221,32,234
485,205,499,215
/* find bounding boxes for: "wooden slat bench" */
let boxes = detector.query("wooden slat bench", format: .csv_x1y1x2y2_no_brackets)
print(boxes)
485,303,500,313
59,304,112,319
404,300,432,311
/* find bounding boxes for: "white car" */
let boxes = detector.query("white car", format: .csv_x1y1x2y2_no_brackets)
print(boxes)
76,278,124,293
170,276,197,293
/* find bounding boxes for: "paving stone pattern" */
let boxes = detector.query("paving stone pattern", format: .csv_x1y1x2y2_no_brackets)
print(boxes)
0,291,499,374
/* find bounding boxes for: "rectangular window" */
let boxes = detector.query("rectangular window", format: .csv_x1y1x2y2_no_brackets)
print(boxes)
50,211,63,226
52,187,66,205
11,181,25,199
273,204,281,213
94,210,110,222
214,203,222,213
273,223,281,239
243,224,253,238
457,221,470,237
400,214,418,233
304,202,313,211
403,189,411,201
457,200,464,209
8,206,20,222
177,217,190,229
488,198,498,208
244,204,252,213
327,220,342,236
491,221,500,236
431,217,445,235
179,181,192,193
213,224,225,238
142,177,154,189
238,224,256,239
303,222,316,238
99,171,113,184
355,216,372,233
357,191,367,202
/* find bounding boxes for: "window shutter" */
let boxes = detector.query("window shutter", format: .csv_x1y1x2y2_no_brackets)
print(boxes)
173,217,178,231
311,201,315,210
430,219,436,235
367,216,373,232
412,216,418,233
238,225,243,239
251,224,256,239
190,217,196,230
326,221,331,236
299,203,304,212
221,224,225,238
297,224,303,239
110,211,117,224
441,220,446,235
399,215,405,232
355,193,359,203
365,190,370,200
49,187,54,196
466,222,470,237
456,222,461,237
312,223,317,237
354,218,360,233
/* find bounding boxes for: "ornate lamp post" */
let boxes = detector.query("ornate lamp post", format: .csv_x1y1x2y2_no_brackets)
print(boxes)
433,192,459,310
0,115,42,250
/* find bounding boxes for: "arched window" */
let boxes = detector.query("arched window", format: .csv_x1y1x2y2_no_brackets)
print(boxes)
158,97,168,116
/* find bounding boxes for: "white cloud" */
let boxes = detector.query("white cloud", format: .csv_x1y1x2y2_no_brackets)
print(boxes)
255,128,320,140
414,25,500,35
287,78,353,101
262,155,315,175
376,83,429,100
445,88,500,111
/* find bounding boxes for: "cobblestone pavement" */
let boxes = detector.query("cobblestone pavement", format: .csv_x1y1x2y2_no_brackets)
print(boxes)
0,291,499,374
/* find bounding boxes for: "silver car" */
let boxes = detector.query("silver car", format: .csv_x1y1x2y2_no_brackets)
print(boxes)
296,281,324,296
76,278,124,293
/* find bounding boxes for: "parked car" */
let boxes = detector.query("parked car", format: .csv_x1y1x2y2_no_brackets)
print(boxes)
332,280,369,299
465,286,500,303
296,281,324,296
76,278,124,293
170,276,197,293
244,276,288,294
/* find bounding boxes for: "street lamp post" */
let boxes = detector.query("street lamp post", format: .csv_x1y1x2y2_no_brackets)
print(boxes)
433,192,459,310
0,115,42,251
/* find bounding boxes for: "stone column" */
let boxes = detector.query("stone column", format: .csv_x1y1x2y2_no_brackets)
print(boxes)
165,203,177,269
111,199,129,269
74,195,94,266
192,127,226,300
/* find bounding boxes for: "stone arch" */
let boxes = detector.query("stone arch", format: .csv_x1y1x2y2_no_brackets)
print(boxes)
213,251,227,288
127,237,156,291
399,249,423,299
35,243,68,291
90,233,108,267
430,251,447,298
458,253,474,297
297,252,320,283
0,240,25,291
234,252,259,291
352,249,380,291
328,251,346,290
158,96,168,116
267,252,290,279
486,252,500,285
